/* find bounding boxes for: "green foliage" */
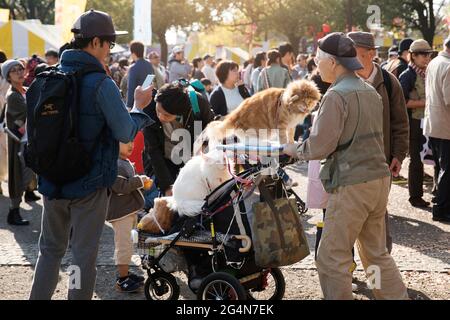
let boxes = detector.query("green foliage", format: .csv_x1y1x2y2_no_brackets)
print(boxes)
0,0,56,24
87,0,134,43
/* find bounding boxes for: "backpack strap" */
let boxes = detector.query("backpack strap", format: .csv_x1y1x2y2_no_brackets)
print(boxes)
381,68,392,99
187,86,201,117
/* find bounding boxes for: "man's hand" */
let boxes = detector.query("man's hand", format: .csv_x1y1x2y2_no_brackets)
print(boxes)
282,143,300,159
389,157,402,177
134,85,154,110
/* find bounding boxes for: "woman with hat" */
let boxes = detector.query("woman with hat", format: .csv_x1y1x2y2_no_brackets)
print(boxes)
0,51,9,196
142,81,215,197
1,59,41,225
399,39,435,208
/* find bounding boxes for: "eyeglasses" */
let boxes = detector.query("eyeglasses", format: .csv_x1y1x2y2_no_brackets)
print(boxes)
109,42,116,50
9,66,24,74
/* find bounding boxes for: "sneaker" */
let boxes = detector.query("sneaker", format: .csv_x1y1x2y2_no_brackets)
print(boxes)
409,197,430,208
392,175,408,185
189,278,203,291
432,214,450,222
115,276,142,293
128,273,145,284
7,208,29,226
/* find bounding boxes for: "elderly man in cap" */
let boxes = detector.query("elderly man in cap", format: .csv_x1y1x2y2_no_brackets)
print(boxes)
424,36,450,222
168,46,192,82
347,31,409,253
283,32,408,300
29,9,154,300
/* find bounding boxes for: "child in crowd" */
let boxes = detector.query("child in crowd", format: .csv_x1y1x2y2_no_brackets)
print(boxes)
107,140,153,292
200,78,213,100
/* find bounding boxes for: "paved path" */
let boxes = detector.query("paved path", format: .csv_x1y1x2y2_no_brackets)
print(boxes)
0,160,448,300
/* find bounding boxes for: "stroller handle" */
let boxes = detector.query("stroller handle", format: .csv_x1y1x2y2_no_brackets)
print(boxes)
232,235,252,253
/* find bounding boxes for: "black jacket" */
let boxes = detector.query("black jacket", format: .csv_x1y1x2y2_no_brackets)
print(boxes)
143,91,215,193
209,84,251,116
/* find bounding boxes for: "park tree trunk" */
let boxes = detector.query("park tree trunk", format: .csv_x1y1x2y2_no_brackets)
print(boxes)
156,30,168,66
287,34,301,56
410,0,436,46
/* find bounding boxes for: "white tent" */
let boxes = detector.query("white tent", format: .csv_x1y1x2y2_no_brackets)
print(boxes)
217,46,250,65
0,19,62,58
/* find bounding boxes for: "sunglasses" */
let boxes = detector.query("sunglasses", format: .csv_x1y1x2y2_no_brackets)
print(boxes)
109,41,115,50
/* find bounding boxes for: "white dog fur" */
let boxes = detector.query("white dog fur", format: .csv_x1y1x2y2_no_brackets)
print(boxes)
168,150,233,217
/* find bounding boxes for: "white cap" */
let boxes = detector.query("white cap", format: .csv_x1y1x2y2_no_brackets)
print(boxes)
172,46,184,54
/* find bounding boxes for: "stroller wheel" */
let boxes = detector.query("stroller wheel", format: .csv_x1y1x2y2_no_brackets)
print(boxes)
144,271,180,300
247,268,285,300
197,272,247,300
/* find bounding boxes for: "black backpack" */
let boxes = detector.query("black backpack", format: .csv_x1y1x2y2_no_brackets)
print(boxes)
25,66,107,185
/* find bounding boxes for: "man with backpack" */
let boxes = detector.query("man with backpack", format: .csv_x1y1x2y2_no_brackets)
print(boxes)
348,32,409,253
28,10,154,300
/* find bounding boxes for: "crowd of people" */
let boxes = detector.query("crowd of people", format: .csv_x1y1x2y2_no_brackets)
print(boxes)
0,8,448,300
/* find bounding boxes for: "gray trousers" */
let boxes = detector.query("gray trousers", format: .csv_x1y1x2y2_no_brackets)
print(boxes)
30,189,109,300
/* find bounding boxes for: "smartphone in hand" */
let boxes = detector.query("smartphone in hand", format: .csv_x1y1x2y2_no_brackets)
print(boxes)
142,74,155,89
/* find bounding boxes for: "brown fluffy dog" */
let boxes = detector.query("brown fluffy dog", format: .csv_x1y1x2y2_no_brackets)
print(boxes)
138,197,175,234
200,79,321,148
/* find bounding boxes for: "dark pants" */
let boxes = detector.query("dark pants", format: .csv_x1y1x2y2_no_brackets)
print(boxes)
408,117,424,200
429,137,450,217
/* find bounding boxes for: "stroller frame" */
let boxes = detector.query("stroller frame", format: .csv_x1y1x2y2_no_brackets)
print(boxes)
136,155,305,300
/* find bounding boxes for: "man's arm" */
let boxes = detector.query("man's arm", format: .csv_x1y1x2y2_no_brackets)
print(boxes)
284,91,346,161
97,78,153,143
399,70,415,102
389,74,409,163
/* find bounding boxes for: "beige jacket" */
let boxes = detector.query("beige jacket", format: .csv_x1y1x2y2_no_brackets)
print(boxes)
297,73,390,191
424,51,450,140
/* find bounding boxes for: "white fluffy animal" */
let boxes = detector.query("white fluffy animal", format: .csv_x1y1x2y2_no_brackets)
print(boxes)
168,150,233,217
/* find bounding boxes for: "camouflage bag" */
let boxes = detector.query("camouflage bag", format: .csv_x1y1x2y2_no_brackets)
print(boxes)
252,183,310,267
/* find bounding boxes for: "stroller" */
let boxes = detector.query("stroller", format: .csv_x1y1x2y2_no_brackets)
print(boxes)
134,149,308,301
